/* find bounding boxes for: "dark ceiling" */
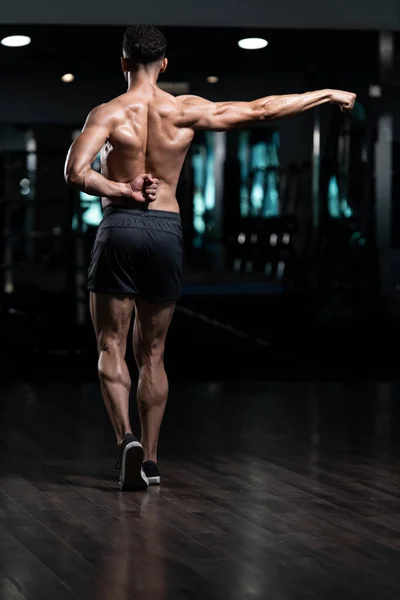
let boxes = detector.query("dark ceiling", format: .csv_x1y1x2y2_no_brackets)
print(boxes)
0,25,382,79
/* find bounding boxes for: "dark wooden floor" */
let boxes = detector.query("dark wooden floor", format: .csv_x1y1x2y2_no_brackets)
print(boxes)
1,378,400,599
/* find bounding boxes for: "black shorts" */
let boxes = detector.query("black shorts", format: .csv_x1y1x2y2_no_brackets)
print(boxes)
87,206,183,302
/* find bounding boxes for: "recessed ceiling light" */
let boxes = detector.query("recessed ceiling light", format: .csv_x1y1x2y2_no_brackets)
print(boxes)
61,73,75,83
207,76,219,84
369,84,381,98
238,38,268,50
1,35,31,48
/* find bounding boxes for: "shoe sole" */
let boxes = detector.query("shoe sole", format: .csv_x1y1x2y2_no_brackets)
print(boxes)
147,475,161,485
119,442,149,491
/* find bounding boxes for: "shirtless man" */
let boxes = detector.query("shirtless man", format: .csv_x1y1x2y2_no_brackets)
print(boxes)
64,24,356,490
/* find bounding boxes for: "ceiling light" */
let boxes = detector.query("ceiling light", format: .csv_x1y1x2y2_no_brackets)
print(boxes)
369,85,381,98
207,76,219,84
61,73,75,83
1,35,31,48
238,38,268,50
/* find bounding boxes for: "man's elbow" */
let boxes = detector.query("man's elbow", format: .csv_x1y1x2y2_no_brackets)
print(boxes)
248,105,270,123
253,97,279,122
64,167,83,189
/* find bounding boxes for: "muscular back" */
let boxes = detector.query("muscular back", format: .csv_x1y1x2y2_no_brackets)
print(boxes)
65,83,355,213
102,86,195,211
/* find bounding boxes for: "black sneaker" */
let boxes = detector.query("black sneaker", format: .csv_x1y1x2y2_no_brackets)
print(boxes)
115,434,149,491
142,460,161,485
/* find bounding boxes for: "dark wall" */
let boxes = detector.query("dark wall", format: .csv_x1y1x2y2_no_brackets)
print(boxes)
0,0,399,29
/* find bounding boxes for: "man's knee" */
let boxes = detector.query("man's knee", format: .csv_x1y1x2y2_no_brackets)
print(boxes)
134,338,165,369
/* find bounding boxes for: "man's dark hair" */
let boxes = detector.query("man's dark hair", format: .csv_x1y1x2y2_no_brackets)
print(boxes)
123,25,166,65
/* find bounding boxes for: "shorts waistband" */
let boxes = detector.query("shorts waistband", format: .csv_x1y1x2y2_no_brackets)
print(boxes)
103,205,181,222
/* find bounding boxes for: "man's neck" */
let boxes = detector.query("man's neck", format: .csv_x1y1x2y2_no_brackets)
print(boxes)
127,65,159,90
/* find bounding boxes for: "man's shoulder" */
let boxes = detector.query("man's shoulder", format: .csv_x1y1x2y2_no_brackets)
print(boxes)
88,100,115,117
176,95,210,104
87,97,127,125
174,95,213,115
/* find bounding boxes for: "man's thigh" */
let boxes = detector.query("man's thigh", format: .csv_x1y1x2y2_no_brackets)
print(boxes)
133,297,176,350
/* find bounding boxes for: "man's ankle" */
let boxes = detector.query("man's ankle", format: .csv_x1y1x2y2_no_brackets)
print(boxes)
118,431,133,446
143,453,157,464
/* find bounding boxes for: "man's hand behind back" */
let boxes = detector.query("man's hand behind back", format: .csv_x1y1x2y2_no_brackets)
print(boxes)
330,90,357,112
130,174,159,203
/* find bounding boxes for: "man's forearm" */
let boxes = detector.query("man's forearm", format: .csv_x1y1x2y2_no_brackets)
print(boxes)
255,89,333,121
65,167,133,198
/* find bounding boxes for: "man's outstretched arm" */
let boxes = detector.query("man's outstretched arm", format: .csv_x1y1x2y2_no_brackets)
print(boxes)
178,89,356,131
64,105,157,201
